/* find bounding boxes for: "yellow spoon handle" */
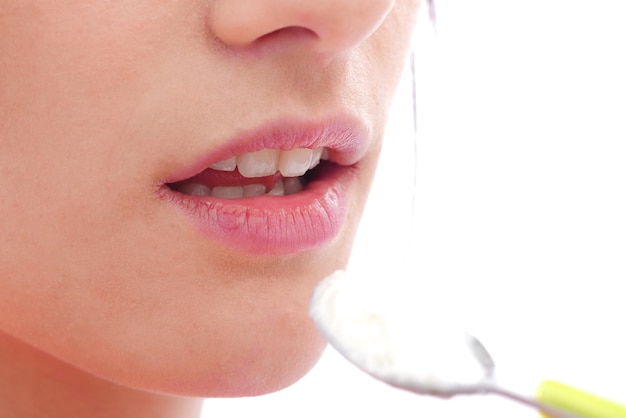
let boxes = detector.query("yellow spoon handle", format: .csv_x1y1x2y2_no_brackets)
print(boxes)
537,380,626,418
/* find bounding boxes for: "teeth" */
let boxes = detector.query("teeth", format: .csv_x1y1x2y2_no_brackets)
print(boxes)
279,148,313,177
176,183,212,196
283,177,304,195
209,156,236,171
173,147,327,198
174,177,307,198
267,179,285,196
237,149,280,178
242,184,266,198
175,181,284,198
211,186,244,199
210,147,328,178
310,148,323,170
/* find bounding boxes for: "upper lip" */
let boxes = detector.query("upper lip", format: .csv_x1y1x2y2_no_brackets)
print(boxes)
163,115,369,184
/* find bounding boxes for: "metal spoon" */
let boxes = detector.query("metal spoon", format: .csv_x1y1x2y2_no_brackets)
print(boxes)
309,270,580,418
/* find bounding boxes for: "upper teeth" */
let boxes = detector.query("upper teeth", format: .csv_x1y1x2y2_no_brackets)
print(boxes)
210,147,328,178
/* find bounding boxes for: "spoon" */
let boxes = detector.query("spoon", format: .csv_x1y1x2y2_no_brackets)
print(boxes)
309,270,626,418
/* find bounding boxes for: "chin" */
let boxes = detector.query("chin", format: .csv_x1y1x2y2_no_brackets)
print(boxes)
44,231,360,399
84,281,331,398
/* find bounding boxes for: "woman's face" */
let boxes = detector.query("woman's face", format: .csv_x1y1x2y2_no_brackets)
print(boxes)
0,0,418,396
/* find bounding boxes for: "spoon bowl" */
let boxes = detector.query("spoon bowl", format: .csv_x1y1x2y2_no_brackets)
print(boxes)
309,270,580,418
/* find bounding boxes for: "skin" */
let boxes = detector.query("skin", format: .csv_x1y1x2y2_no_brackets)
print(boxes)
0,1,419,417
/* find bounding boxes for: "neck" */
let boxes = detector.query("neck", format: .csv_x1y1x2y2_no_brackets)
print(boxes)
0,332,204,418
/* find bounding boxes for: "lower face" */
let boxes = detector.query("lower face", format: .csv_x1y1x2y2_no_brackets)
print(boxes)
0,1,418,396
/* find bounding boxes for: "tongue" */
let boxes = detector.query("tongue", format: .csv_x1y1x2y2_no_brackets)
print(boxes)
184,168,283,190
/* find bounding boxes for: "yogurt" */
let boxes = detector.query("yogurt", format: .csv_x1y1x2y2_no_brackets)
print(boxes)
309,270,489,396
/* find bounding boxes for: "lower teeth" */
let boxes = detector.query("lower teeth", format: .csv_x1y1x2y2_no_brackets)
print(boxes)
283,177,304,195
173,177,304,198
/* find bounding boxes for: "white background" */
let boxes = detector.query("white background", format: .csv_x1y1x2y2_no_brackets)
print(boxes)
204,1,626,416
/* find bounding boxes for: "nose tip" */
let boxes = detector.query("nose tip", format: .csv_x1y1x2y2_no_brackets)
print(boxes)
208,0,395,56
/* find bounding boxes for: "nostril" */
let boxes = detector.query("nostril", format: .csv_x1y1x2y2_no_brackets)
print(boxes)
254,26,319,47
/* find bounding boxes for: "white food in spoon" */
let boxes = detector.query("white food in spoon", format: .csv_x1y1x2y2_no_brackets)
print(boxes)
309,270,488,396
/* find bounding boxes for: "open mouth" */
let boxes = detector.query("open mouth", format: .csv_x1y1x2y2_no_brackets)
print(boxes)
166,147,332,198
159,117,365,254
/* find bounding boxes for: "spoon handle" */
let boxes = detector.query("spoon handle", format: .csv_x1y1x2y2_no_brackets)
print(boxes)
485,384,580,418
536,380,626,418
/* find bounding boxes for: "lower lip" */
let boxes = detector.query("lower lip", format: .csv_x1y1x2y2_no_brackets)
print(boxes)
159,164,357,255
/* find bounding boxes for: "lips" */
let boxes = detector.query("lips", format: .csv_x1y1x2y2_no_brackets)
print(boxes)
158,117,367,255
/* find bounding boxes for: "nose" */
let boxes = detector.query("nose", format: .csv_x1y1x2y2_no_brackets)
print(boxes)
208,0,395,56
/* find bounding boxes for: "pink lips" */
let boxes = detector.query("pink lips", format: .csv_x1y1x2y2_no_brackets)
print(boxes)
159,117,367,255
